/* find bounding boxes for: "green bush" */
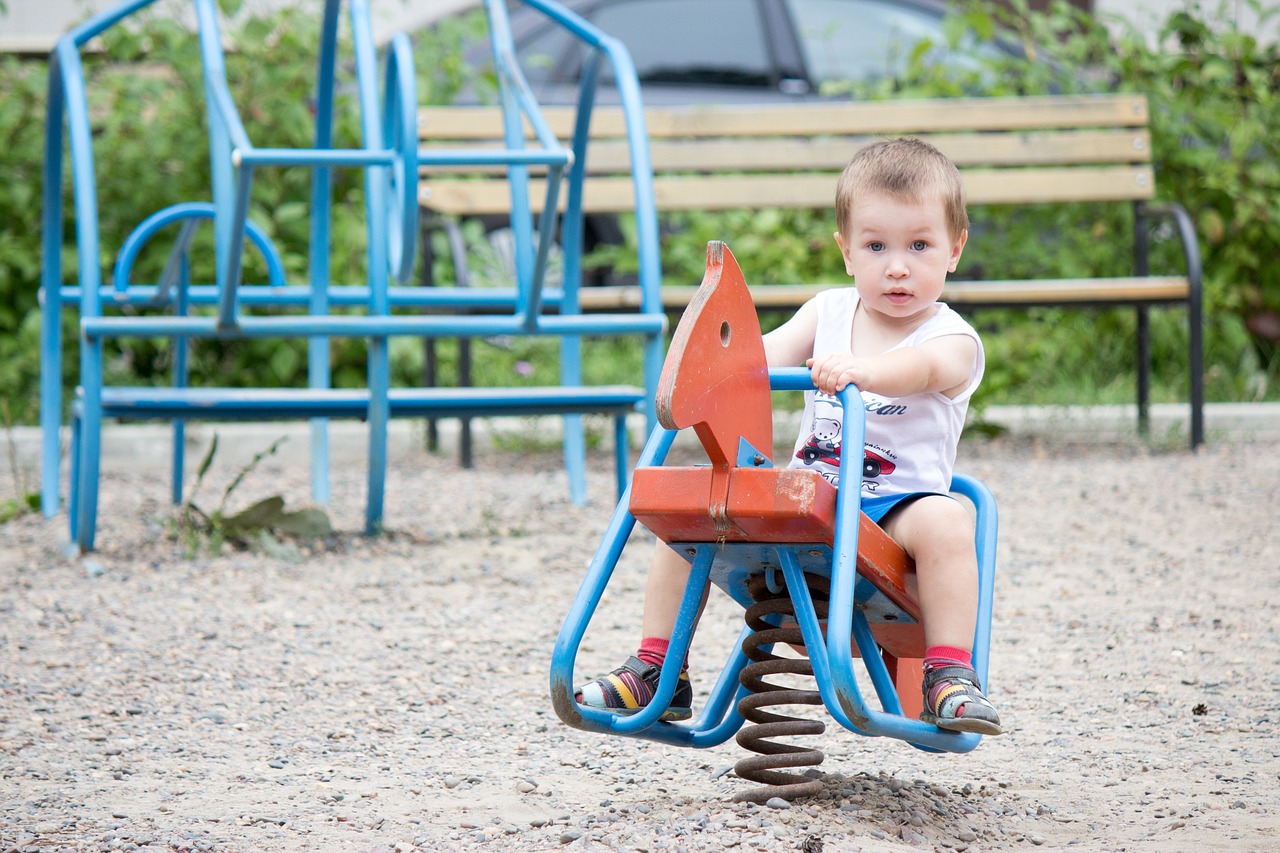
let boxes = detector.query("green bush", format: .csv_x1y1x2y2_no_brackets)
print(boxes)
896,0,1280,403
0,55,48,425
635,0,1280,407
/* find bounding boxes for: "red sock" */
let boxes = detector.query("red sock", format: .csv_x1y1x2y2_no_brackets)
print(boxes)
924,645,972,670
637,637,688,671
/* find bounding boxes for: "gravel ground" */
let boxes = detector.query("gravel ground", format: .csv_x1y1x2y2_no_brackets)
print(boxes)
2,421,1278,852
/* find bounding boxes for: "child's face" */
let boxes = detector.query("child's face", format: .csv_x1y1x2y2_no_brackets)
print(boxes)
833,190,967,321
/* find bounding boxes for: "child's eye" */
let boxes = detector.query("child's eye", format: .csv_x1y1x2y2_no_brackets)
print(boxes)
867,241,885,252
911,240,929,251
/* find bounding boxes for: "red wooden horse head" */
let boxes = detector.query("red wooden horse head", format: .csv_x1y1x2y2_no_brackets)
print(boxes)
656,242,773,468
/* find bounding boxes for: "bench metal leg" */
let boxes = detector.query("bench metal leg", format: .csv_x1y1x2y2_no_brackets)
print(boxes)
1189,291,1205,449
1137,305,1150,437
420,214,476,467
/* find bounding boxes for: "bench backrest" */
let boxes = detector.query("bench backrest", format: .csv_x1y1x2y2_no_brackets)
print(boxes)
418,94,1154,218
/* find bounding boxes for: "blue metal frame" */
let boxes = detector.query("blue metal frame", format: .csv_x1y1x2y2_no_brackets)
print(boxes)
551,368,997,754
39,0,667,550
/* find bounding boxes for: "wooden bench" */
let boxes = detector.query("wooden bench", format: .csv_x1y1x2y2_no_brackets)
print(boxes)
418,93,1204,448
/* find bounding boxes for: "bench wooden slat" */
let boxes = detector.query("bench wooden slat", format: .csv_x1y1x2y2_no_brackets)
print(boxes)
419,94,1149,141
575,276,1191,312
421,164,1155,215
631,129,1151,172
423,128,1152,178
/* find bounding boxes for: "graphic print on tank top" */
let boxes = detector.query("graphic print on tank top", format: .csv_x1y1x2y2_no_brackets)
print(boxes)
793,392,900,493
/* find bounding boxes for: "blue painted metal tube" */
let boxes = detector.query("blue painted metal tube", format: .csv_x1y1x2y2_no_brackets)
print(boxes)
774,548,870,738
552,45,602,505
64,0,160,46
521,0,608,44
41,0,168,516
75,341,104,553
550,422,746,749
594,544,712,736
950,472,998,687
81,314,667,339
418,149,572,168
39,51,68,517
483,1,535,308
214,166,255,330
770,369,981,751
348,0,391,535
522,161,565,326
600,28,661,436
678,624,752,748
611,413,629,500
308,0,340,508
170,257,191,506
59,33,106,550
236,147,395,168
111,203,287,292
383,33,420,285
191,0,252,154
550,426,672,722
64,285,574,310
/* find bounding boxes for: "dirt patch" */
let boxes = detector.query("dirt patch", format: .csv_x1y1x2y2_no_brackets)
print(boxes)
2,430,1277,851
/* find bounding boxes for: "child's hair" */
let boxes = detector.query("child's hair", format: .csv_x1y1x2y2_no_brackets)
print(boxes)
835,137,969,241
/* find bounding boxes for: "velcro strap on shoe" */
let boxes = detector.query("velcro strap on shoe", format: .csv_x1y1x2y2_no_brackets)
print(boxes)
621,655,659,682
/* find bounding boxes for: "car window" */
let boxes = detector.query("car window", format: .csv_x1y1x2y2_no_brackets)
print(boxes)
517,16,580,87
787,0,989,84
584,0,774,87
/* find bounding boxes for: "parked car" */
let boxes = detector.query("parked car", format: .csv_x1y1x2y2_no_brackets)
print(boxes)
433,0,1038,285
460,0,1030,105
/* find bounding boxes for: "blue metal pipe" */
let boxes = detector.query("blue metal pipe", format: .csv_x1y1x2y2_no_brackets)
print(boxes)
81,313,666,340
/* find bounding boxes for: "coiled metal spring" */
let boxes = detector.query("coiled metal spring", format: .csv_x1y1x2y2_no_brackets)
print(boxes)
733,572,831,803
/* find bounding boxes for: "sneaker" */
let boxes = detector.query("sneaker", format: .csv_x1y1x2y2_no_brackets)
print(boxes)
575,656,694,722
920,664,1003,736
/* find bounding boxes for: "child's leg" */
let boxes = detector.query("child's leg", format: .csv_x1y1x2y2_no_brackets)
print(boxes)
880,495,1002,735
641,541,706,640
575,542,704,720
880,495,978,650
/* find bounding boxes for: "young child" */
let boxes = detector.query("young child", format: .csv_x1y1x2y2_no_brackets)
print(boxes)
576,137,1002,736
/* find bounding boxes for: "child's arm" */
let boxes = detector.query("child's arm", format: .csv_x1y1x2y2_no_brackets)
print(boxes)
808,334,978,399
761,299,820,368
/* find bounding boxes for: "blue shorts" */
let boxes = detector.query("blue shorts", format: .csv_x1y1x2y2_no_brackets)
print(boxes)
860,491,947,525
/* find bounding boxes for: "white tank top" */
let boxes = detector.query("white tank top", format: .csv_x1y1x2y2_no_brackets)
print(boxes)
786,288,983,497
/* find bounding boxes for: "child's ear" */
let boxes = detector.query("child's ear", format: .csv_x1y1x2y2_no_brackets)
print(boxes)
834,231,855,276
948,229,969,273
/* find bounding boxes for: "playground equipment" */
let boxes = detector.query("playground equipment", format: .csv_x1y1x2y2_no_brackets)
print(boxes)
551,242,998,802
39,0,667,551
